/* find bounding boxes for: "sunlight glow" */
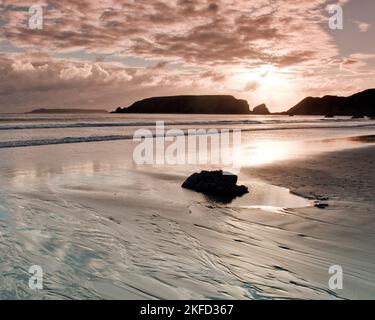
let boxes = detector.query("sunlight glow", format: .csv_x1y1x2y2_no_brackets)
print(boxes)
242,141,297,166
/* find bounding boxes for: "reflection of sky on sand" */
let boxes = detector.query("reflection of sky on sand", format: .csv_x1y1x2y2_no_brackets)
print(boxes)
1,129,375,299
1,132,374,186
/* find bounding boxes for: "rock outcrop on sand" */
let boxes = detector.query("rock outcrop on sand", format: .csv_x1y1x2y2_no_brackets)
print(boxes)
113,95,251,114
286,89,375,116
182,170,249,200
252,103,271,115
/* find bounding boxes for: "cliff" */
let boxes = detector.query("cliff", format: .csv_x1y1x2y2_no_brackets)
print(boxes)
113,95,251,114
287,89,375,116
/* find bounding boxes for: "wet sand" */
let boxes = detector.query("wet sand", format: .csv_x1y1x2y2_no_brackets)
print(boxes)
0,132,375,299
245,145,375,299
48,144,375,299
247,144,375,203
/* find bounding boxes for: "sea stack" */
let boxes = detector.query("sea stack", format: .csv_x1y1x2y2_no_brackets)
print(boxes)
252,104,271,115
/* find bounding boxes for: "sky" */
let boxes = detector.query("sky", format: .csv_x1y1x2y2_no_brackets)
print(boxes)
0,0,374,113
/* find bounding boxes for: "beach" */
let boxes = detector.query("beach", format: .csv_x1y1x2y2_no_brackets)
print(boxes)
0,114,375,299
246,145,375,299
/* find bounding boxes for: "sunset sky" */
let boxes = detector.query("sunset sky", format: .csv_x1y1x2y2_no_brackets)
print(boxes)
0,0,374,113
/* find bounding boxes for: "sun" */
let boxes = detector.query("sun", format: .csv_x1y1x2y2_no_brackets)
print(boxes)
256,65,291,87
226,64,299,111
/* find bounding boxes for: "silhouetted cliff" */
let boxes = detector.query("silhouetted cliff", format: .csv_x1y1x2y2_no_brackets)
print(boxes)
113,95,251,114
252,104,270,115
287,89,375,116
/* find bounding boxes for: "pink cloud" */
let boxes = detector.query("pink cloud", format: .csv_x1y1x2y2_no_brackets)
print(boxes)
0,0,374,112
354,21,371,33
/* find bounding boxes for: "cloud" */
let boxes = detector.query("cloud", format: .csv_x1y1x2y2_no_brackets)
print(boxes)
0,0,374,112
243,81,259,92
354,21,371,33
0,51,236,111
1,0,339,66
338,53,375,74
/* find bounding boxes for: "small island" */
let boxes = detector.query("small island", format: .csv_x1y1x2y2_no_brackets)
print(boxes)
113,95,252,114
28,108,108,114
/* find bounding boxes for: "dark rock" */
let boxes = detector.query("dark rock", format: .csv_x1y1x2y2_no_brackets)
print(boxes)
252,103,271,115
114,95,251,114
325,113,334,118
286,89,375,116
352,114,364,119
314,203,329,209
182,170,249,199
